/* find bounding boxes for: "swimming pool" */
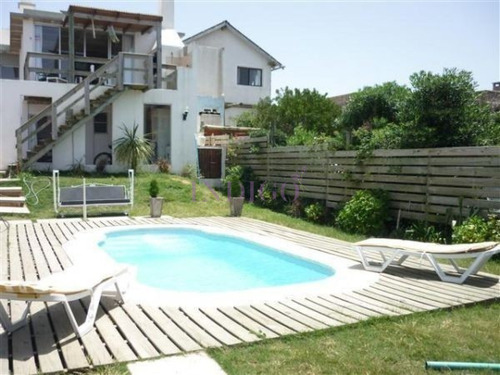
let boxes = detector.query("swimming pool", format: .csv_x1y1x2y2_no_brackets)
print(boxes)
97,227,335,293
64,224,379,306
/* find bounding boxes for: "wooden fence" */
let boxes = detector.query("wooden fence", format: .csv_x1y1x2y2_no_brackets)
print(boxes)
232,137,500,223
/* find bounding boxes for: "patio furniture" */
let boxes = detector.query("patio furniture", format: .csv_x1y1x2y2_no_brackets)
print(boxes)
53,169,134,219
355,238,500,284
0,263,130,337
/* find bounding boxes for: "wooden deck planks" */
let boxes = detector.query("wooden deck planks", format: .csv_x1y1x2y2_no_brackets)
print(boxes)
1,217,498,375
0,223,11,375
140,305,202,352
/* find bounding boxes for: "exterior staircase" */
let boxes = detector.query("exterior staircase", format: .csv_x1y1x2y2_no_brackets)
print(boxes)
0,170,29,215
16,52,154,168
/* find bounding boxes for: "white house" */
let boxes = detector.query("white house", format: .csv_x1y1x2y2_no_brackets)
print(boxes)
0,1,283,177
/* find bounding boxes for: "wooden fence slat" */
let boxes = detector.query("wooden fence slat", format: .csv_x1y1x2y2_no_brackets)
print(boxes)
233,141,500,223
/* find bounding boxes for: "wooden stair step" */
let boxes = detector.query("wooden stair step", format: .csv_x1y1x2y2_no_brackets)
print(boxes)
0,178,20,183
0,196,26,207
0,206,30,214
0,187,22,196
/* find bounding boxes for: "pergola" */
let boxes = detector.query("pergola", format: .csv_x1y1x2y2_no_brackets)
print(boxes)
62,5,163,86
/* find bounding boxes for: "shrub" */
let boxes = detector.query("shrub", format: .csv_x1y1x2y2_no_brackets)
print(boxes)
113,124,153,171
149,179,159,198
181,164,197,180
156,158,171,174
255,182,285,211
222,166,244,198
404,221,446,243
453,215,500,243
336,190,389,236
222,165,257,199
305,202,324,223
285,198,304,218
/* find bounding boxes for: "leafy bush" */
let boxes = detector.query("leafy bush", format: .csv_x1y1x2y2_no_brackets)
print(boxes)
255,182,285,211
222,165,257,199
285,198,304,218
305,202,324,223
336,190,389,236
222,166,244,198
149,179,159,198
113,124,153,171
156,158,170,174
181,164,197,180
453,215,500,243
404,221,446,243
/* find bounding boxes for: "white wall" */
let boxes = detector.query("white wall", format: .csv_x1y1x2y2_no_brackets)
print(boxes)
188,29,272,105
0,79,78,169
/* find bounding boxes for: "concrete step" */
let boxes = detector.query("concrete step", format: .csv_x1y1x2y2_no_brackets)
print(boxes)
0,206,30,215
0,187,22,197
0,178,20,184
0,196,26,207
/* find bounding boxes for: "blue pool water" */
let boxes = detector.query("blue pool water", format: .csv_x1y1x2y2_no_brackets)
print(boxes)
98,228,334,292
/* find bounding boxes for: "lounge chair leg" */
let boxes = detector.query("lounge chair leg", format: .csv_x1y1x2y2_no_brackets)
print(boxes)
62,286,103,338
427,254,492,284
356,246,400,272
0,301,31,332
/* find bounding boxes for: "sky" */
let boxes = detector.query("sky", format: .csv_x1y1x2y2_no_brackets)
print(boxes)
1,0,498,96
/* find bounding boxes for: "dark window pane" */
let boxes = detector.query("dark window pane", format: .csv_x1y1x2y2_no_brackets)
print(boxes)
1,67,19,79
237,67,262,86
86,30,108,58
111,34,123,57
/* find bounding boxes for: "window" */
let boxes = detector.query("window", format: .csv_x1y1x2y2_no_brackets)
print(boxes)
94,113,108,133
0,67,19,79
237,67,262,86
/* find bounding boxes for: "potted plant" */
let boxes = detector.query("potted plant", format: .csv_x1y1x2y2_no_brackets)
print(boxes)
223,167,245,217
149,179,163,217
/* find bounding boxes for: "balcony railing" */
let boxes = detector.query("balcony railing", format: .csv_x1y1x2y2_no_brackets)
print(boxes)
23,52,158,88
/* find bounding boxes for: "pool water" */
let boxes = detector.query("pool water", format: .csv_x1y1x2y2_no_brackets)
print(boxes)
98,228,335,293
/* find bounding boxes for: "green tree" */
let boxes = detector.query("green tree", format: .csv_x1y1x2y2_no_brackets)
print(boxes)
338,81,410,132
236,88,341,138
402,68,489,148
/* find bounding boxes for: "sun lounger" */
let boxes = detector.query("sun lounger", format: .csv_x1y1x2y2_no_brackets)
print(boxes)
355,238,500,284
0,264,130,337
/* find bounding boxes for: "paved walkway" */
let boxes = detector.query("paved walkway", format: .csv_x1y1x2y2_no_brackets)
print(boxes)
0,216,498,375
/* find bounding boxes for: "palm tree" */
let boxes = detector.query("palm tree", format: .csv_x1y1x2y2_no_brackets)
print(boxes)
113,123,153,171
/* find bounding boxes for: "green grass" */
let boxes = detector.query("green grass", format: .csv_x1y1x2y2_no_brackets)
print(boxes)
209,302,500,375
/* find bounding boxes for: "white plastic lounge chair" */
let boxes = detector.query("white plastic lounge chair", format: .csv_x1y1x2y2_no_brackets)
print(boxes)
355,239,500,284
0,264,130,337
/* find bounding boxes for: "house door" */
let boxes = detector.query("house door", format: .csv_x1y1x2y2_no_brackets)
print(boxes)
27,99,52,162
145,105,171,162
198,148,222,178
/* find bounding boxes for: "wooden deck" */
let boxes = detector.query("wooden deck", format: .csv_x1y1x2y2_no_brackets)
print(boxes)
0,216,498,375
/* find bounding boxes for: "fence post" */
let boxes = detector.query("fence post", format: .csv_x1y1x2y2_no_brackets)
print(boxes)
324,146,330,207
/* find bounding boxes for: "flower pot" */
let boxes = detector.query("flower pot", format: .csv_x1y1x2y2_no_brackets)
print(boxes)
150,197,164,217
229,197,245,217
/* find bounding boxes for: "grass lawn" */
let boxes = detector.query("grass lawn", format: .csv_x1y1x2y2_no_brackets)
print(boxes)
209,303,500,375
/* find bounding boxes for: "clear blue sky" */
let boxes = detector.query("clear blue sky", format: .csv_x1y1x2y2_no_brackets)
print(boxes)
1,0,498,96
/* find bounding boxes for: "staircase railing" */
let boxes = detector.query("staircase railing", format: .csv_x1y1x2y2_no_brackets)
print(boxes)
15,52,154,164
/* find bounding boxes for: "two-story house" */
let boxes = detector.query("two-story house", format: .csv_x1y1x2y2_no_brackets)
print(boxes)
0,0,282,177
